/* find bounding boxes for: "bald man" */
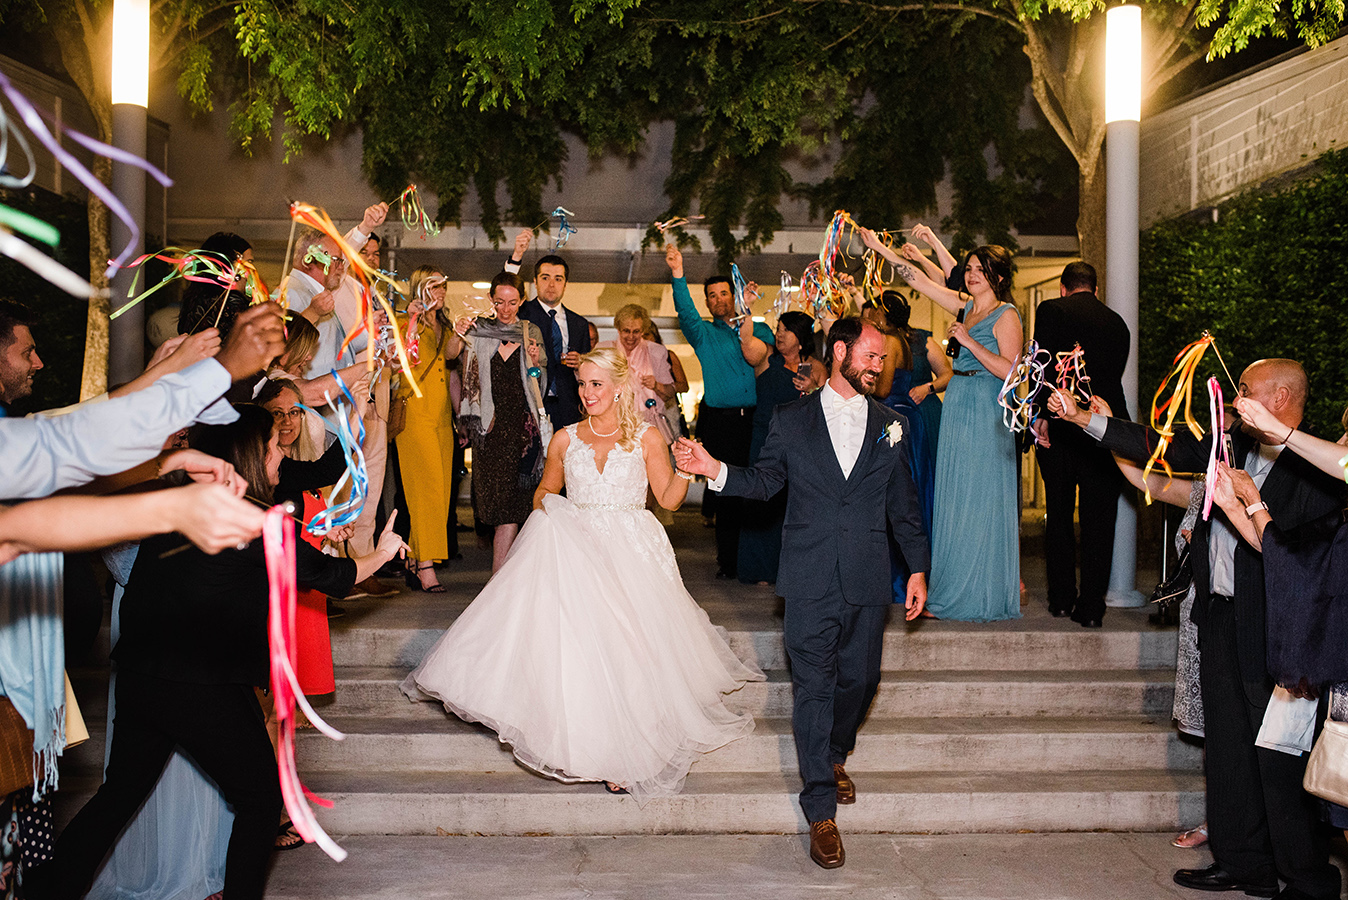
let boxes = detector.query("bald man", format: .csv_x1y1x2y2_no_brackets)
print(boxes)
1054,358,1344,900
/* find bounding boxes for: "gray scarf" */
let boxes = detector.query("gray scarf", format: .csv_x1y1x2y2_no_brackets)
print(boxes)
458,319,552,474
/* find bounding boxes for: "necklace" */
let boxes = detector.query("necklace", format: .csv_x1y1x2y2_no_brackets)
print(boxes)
587,418,620,438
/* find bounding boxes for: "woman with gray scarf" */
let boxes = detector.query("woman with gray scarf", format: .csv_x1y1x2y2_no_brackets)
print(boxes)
450,272,548,572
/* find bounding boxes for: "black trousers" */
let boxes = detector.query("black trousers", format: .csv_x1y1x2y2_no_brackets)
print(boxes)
36,670,282,900
1200,598,1341,898
784,570,888,824
1035,427,1122,621
696,402,755,575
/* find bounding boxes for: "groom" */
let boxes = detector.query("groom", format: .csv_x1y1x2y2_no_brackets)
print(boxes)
676,317,929,870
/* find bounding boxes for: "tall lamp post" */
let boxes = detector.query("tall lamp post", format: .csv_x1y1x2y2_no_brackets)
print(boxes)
1104,4,1146,608
108,0,149,386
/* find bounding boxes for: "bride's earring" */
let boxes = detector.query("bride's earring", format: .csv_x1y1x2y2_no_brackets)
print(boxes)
614,393,620,401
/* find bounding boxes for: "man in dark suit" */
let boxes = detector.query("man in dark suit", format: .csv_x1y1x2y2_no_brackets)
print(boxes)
1029,262,1131,627
1052,359,1343,900
676,318,930,870
506,230,593,428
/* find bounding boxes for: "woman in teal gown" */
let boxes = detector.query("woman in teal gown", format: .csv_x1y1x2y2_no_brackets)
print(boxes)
860,231,1024,621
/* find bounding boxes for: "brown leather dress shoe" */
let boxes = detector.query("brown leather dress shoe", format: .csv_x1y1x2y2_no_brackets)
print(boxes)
834,763,855,804
809,819,845,869
352,576,397,597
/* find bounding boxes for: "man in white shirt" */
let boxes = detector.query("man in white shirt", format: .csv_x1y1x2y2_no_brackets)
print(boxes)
283,206,397,592
676,317,929,871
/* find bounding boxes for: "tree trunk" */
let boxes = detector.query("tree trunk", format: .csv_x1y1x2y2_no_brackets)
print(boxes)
1076,150,1106,284
79,156,111,400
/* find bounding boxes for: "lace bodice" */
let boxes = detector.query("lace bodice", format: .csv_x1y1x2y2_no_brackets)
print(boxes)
563,423,651,509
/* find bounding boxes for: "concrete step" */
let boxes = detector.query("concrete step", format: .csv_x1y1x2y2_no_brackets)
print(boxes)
325,667,1178,720
300,769,1205,836
287,715,1200,775
329,620,1179,672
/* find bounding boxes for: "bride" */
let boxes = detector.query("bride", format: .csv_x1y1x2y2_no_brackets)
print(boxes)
401,347,764,802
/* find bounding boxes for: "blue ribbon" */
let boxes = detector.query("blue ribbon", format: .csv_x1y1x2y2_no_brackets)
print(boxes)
299,372,369,535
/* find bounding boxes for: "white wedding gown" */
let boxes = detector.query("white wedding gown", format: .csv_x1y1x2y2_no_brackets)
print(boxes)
401,422,764,804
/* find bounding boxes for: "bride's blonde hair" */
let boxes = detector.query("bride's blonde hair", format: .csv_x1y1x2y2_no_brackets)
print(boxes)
578,347,643,451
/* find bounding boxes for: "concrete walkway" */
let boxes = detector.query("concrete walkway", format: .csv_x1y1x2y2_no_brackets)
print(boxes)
266,832,1348,899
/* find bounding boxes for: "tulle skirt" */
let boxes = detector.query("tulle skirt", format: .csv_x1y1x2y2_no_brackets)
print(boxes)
401,494,763,805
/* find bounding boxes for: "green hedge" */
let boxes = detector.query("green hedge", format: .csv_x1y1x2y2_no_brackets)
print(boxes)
1139,148,1348,437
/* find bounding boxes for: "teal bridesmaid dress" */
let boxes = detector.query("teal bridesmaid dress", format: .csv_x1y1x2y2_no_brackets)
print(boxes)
924,301,1021,621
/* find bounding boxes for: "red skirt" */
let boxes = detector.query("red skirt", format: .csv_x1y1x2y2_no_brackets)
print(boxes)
295,491,335,695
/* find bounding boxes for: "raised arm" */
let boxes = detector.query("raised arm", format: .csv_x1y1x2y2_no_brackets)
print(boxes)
860,227,966,316
666,245,709,350
900,243,945,284
910,224,959,277
643,427,689,510
739,307,771,374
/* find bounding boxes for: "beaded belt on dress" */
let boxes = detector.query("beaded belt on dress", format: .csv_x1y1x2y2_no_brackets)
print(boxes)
574,502,644,511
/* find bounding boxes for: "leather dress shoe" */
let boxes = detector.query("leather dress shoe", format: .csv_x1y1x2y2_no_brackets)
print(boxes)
352,576,397,598
809,819,845,869
1172,864,1277,896
834,763,856,804
1049,608,1073,618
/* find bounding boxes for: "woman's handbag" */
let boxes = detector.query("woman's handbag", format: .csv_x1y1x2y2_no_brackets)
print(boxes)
386,394,408,440
1304,695,1348,806
1147,544,1192,627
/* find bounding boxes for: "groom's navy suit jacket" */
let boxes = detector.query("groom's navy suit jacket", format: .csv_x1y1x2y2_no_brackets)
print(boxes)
722,392,930,604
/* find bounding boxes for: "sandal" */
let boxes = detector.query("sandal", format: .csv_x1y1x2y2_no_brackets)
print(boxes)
604,781,628,795
275,820,305,851
405,562,446,594
1172,824,1208,849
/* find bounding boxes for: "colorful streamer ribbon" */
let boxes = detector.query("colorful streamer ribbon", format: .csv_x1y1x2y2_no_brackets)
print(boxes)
998,340,1051,433
109,248,271,321
1201,376,1230,521
1053,343,1093,406
771,270,795,317
0,69,172,278
549,207,577,249
1141,332,1237,504
286,202,422,398
730,263,758,329
396,185,440,239
299,374,368,536
263,505,347,862
0,95,36,189
654,214,705,234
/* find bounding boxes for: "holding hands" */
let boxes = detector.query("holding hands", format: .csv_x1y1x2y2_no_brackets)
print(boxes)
673,438,718,479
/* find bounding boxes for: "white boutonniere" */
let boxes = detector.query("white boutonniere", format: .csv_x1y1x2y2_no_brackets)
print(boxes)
882,421,904,447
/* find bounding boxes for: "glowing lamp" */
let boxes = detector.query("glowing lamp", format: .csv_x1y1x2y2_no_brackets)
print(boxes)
111,0,150,107
1105,6,1141,123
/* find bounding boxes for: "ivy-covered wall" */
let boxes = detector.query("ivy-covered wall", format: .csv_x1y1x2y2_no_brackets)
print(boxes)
1139,149,1348,437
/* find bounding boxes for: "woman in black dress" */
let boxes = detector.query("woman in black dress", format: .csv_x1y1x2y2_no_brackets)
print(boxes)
454,272,548,572
38,406,405,900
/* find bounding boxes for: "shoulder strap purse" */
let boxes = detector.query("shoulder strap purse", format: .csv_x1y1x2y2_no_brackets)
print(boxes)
1304,691,1348,806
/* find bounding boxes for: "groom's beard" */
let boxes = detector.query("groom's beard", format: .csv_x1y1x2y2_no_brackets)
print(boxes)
842,352,880,396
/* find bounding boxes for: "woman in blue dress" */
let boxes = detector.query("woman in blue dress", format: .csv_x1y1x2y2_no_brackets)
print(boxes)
861,230,1023,621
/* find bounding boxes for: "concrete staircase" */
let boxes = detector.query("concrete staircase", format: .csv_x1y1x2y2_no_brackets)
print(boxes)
62,511,1203,837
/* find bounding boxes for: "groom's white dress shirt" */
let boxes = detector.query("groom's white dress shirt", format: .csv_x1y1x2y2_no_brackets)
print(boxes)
709,382,866,490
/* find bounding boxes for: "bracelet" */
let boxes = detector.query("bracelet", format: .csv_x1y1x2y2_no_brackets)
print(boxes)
1245,501,1269,517
1282,424,1296,444
675,469,696,481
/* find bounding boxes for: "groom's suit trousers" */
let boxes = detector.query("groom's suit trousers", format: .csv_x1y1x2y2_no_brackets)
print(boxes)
785,567,888,823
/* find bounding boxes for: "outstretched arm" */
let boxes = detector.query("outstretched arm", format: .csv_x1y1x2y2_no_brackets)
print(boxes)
910,224,959,278
859,227,966,316
1236,396,1346,480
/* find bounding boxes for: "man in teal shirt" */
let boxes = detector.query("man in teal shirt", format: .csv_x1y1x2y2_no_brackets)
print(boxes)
665,245,774,578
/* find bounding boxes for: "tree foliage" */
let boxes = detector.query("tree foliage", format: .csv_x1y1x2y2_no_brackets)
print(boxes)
1139,149,1348,436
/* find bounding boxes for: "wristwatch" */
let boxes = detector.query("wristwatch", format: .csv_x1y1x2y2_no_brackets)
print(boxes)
1244,501,1269,517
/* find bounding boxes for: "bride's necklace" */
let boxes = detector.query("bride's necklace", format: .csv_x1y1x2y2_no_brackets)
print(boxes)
587,417,620,438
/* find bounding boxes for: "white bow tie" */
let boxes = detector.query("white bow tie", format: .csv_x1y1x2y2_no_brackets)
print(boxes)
831,393,866,413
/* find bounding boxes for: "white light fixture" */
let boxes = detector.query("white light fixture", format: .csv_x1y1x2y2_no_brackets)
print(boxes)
1105,5,1141,123
472,281,491,289
111,0,150,107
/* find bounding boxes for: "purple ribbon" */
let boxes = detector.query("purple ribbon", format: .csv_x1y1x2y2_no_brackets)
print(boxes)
0,70,173,277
